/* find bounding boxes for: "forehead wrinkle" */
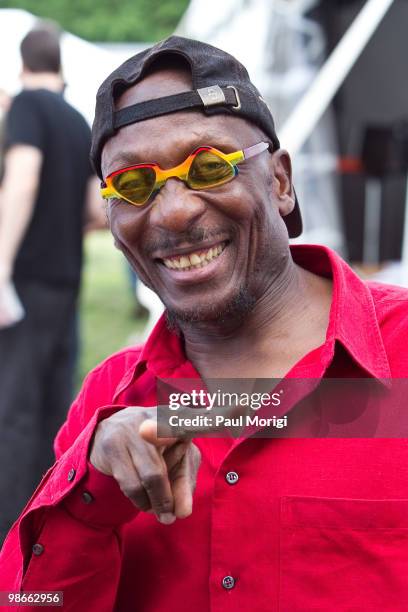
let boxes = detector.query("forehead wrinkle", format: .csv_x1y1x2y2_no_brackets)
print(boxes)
103,112,252,174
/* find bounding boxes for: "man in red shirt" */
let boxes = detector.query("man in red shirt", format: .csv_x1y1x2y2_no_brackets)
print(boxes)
2,36,408,612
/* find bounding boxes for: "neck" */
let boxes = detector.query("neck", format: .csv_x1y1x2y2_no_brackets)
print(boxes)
21,72,64,93
179,259,333,379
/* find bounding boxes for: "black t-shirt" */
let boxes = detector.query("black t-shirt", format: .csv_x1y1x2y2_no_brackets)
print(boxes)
5,88,93,289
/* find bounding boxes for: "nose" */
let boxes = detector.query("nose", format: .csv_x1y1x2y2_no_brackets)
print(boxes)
148,178,206,233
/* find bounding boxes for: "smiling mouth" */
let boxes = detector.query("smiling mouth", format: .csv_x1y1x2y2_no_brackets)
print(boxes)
160,241,228,272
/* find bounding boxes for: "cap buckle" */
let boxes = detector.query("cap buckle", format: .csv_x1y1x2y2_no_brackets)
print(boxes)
197,85,226,107
227,85,241,110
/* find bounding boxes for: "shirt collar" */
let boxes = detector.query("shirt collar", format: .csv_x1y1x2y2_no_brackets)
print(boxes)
290,244,391,380
116,244,391,397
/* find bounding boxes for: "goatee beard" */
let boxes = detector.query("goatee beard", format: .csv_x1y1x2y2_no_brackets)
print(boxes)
165,285,256,332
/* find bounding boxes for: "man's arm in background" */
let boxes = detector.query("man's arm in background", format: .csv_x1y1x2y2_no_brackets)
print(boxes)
0,144,42,284
83,175,108,233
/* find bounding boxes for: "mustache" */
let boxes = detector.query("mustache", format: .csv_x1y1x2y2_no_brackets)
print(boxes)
144,227,232,256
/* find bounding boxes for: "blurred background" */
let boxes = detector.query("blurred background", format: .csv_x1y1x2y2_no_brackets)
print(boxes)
1,0,407,388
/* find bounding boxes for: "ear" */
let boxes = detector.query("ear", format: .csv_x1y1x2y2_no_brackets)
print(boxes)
270,149,295,218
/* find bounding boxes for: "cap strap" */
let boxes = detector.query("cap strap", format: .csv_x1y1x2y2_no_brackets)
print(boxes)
114,86,239,130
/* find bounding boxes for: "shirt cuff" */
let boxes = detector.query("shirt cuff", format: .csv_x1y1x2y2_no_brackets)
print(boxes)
62,461,139,529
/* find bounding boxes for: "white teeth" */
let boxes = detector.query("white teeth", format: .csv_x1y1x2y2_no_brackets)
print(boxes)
189,253,201,265
163,242,226,271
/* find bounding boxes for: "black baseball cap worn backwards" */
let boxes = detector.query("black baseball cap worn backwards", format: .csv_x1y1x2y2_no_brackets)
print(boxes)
91,35,302,238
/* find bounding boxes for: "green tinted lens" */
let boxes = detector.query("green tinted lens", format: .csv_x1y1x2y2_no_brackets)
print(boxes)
112,166,156,205
188,150,235,189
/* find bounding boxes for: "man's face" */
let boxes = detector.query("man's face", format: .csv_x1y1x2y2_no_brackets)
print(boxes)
101,68,295,324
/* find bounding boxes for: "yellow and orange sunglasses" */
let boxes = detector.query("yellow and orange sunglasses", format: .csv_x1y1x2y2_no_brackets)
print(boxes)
100,141,270,207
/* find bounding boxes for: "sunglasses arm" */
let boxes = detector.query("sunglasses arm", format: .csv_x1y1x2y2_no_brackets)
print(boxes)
243,141,270,159
100,183,114,200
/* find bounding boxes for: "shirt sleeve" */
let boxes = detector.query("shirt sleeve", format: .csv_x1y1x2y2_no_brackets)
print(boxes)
5,91,46,152
0,408,139,609
62,461,138,528
0,352,142,609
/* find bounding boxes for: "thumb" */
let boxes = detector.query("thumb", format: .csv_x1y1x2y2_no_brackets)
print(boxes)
139,418,180,448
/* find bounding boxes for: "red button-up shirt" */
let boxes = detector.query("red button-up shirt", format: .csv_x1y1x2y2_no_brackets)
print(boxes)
2,245,408,612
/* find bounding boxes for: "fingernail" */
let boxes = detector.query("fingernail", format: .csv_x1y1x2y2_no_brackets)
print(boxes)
158,512,176,525
176,502,192,519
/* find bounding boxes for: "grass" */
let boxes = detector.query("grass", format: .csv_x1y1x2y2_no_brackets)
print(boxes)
77,230,147,389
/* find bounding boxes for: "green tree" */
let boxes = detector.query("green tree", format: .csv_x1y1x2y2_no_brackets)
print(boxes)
0,0,190,42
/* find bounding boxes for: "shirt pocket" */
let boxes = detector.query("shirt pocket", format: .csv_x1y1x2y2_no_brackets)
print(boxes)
279,496,408,612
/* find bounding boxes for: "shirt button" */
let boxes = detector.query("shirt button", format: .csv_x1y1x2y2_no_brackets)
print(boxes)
82,491,94,504
67,468,76,482
225,471,239,485
32,543,44,556
222,575,236,590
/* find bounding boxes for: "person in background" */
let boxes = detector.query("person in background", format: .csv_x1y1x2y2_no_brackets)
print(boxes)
0,22,106,542
0,88,11,182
